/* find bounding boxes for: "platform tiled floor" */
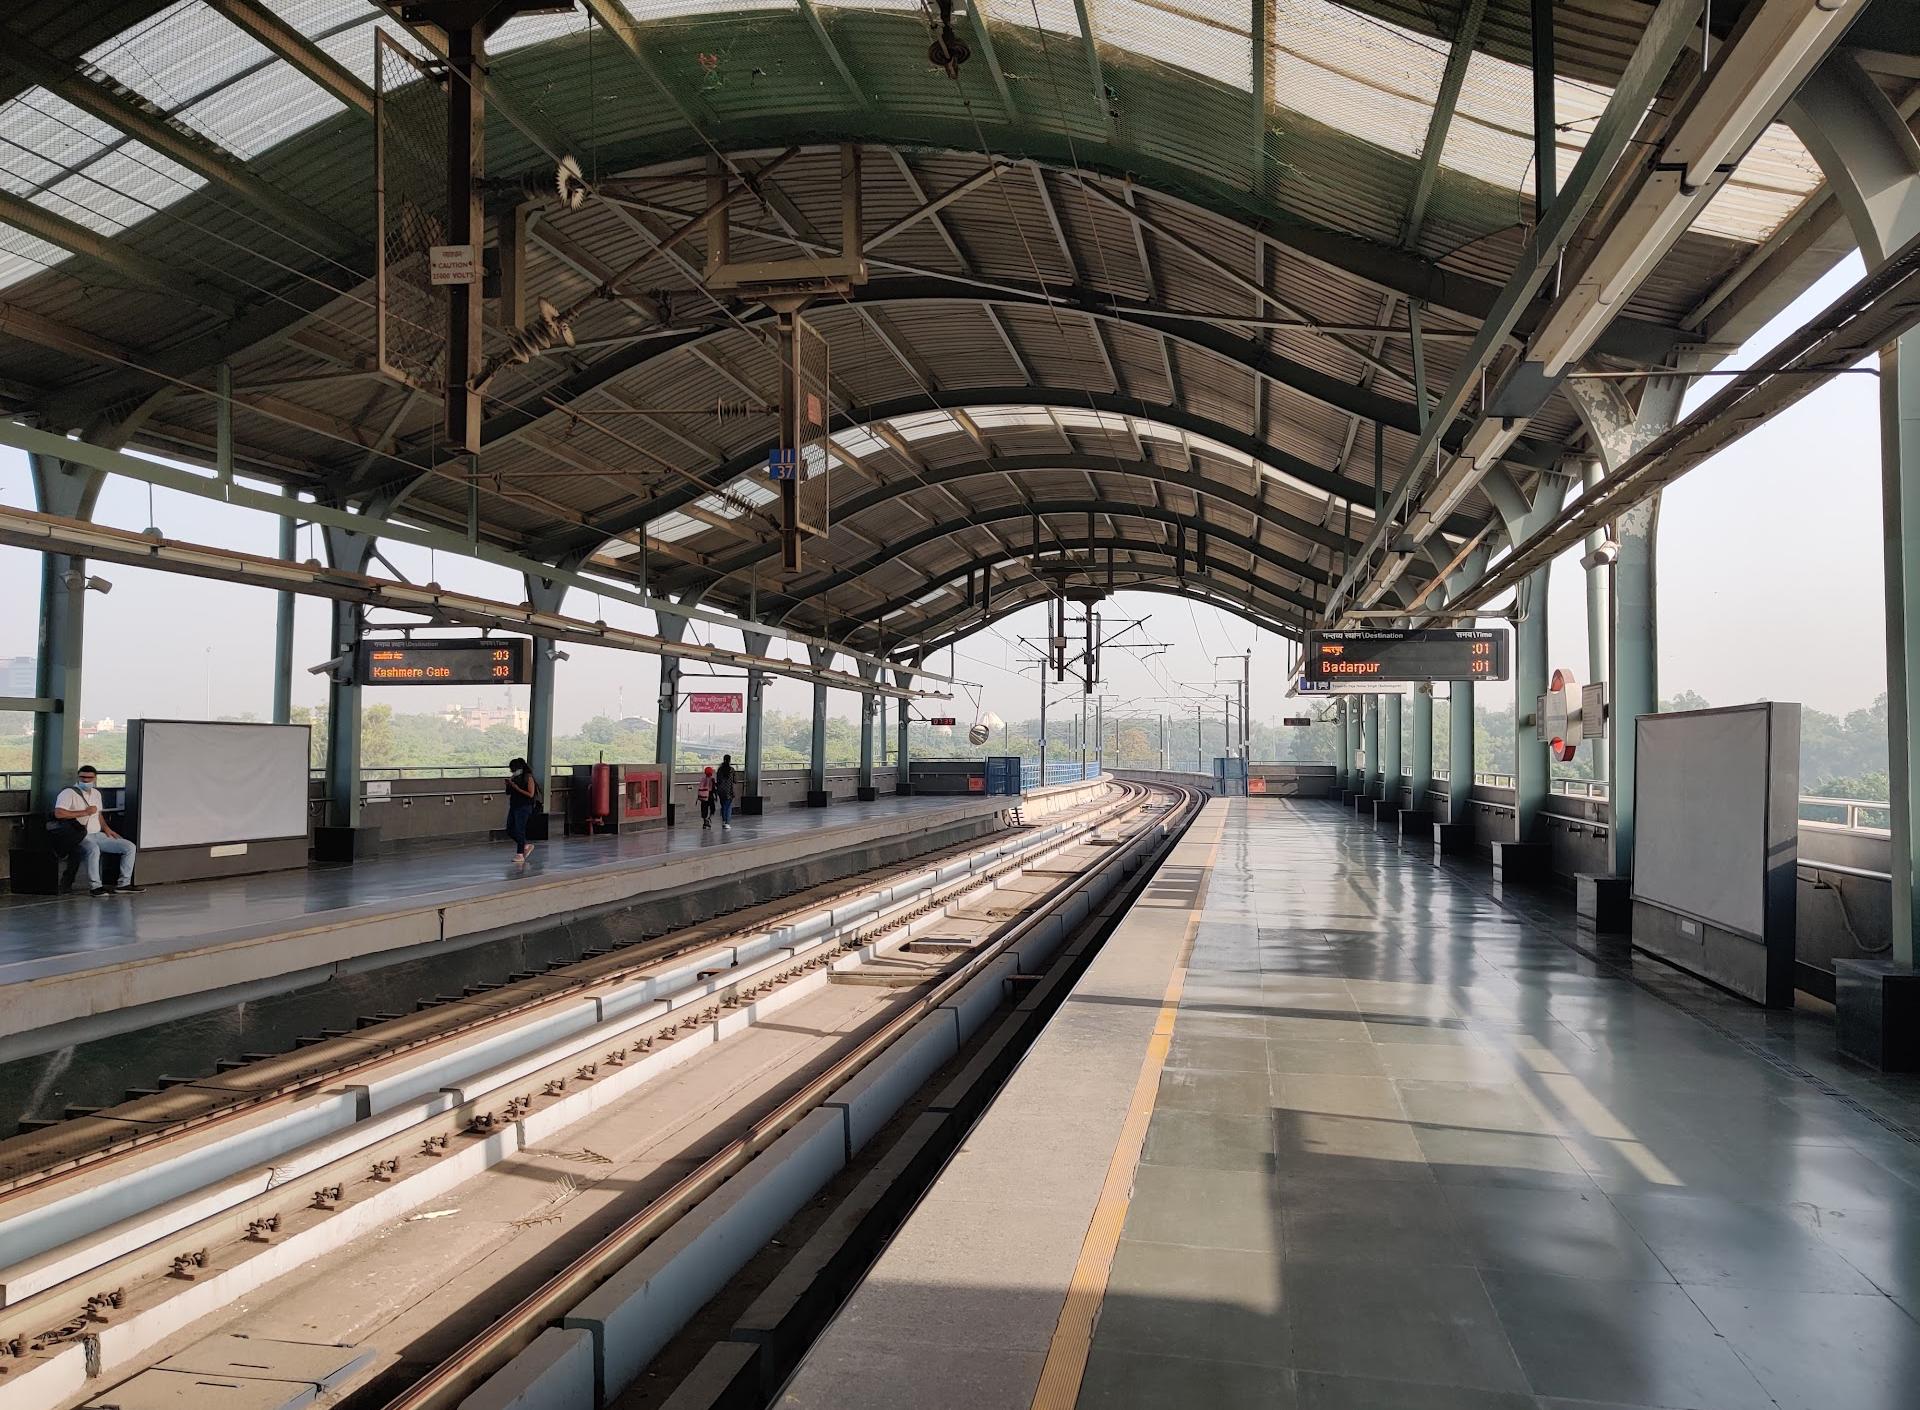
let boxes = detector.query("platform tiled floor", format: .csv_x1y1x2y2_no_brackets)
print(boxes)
0,793,1000,985
1079,800,1920,1410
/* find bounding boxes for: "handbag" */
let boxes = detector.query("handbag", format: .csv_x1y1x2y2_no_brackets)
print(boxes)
46,816,86,851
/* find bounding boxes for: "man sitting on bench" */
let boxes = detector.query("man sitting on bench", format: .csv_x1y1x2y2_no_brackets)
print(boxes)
54,765,145,897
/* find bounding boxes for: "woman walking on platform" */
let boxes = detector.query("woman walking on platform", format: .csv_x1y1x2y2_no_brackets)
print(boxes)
505,757,540,867
714,754,737,830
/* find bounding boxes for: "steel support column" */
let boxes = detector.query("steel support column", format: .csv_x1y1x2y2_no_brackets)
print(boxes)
1411,687,1434,801
1364,693,1381,797
1381,692,1403,805
807,645,832,806
524,573,567,812
1513,563,1553,838
857,661,879,800
443,21,485,452
1441,548,1492,828
1582,457,1610,785
319,525,375,856
742,629,771,813
1566,375,1689,874
1792,52,1920,973
28,454,101,809
1487,475,1569,842
655,608,688,824
894,664,914,793
1344,697,1361,795
272,497,297,725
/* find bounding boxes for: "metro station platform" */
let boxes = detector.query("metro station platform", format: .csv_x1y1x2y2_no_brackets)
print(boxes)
782,798,1920,1410
0,793,1015,1061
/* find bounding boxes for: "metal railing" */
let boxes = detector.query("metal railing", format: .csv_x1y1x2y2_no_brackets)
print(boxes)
1021,760,1102,790
1798,796,1892,832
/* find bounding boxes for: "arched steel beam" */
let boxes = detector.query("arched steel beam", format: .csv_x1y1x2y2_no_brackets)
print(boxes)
768,501,1327,626
893,576,1304,664
667,455,1351,595
529,389,1486,560
464,276,1456,455
825,538,1313,644
532,132,1683,365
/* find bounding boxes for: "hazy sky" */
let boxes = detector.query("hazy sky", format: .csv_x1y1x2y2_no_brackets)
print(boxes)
0,255,1882,735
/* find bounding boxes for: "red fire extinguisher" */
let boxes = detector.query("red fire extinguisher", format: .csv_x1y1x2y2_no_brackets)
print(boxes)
589,755,611,831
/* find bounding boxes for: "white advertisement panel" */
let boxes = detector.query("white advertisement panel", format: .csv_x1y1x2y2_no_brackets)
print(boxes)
1632,707,1770,938
131,721,311,849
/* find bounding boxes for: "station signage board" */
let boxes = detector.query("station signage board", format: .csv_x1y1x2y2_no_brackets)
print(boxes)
1304,628,1508,684
356,638,531,685
686,692,743,714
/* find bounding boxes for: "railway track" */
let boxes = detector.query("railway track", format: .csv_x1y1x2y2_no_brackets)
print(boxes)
0,780,1203,1410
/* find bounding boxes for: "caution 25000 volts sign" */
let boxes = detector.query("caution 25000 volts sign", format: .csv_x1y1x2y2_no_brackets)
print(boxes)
1304,628,1509,684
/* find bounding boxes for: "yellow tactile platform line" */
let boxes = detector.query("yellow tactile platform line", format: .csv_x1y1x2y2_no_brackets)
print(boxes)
1029,808,1225,1410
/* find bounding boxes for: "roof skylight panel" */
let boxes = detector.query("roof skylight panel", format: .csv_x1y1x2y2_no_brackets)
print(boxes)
182,66,344,160
649,511,707,541
41,145,207,236
982,0,1081,38
83,1,275,111
1098,0,1253,93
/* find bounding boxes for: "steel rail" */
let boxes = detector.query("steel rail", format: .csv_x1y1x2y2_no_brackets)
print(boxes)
378,781,1202,1410
0,794,1116,1202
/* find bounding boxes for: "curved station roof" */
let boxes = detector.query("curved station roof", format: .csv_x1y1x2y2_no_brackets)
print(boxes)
1,0,1915,663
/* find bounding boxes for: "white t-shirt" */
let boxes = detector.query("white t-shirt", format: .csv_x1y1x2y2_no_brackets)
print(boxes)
55,785,104,835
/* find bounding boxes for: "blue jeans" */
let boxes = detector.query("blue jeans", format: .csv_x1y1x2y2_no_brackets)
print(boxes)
80,834,136,888
719,797,733,824
505,802,535,855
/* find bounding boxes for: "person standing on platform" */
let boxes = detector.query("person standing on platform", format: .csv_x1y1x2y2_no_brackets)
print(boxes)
54,764,144,897
504,757,540,867
697,766,716,829
715,753,736,831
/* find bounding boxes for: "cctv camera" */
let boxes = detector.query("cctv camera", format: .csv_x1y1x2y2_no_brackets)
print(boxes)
1580,540,1620,571
308,651,352,680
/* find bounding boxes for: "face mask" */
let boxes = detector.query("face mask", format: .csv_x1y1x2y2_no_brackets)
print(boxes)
77,777,94,787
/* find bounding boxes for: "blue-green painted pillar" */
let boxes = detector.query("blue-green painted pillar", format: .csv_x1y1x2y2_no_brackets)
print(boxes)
1410,686,1434,802
1345,697,1362,794
1485,474,1568,843
1381,692,1402,804
273,496,297,725
1582,457,1610,786
741,630,770,813
28,455,101,809
857,662,878,799
524,574,566,802
1364,694,1381,797
1513,566,1552,839
1790,53,1920,968
321,524,375,837
1448,683,1475,821
1609,498,1658,872
894,664,915,793
655,608,688,822
807,646,832,806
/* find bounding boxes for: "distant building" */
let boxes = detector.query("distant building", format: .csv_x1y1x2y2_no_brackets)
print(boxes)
1,656,33,696
438,702,529,732
78,716,118,739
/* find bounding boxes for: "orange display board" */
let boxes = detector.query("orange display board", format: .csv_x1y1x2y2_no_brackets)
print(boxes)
1248,776,1268,794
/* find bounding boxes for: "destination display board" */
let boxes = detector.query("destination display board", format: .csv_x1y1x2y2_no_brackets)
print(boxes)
357,638,531,685
1304,628,1508,683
